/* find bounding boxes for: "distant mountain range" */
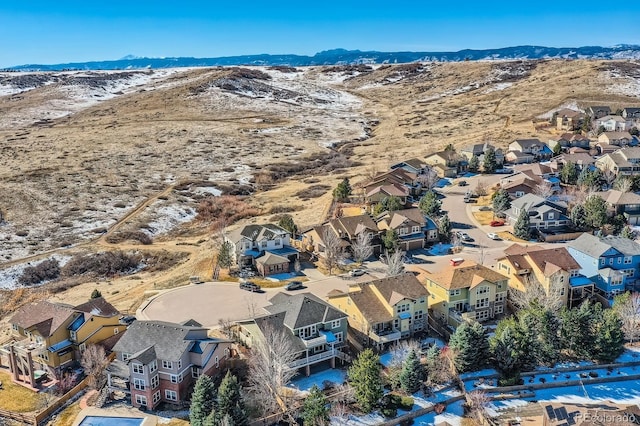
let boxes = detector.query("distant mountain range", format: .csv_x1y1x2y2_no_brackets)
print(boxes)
6,45,640,71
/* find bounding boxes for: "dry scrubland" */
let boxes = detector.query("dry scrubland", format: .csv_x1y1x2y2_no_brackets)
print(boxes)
0,59,639,314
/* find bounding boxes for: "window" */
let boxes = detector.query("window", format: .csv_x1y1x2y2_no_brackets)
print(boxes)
133,378,146,391
476,298,489,309
414,311,423,320
170,375,178,383
335,332,343,343
40,351,49,361
70,330,77,341
275,238,282,246
611,276,624,286
149,360,157,373
476,286,489,295
396,303,410,313
393,319,400,329
618,258,622,264
600,259,605,266
330,319,341,329
11,324,18,332
412,226,420,234
260,241,267,249
135,395,147,406
132,363,144,374
624,256,632,264
114,328,119,335
78,343,86,353
476,310,489,320
192,367,200,379
515,191,524,198
298,324,317,339
177,360,182,369
162,360,172,369
624,269,635,277
495,293,505,303
122,353,131,361
495,305,504,314
570,270,580,277
152,391,161,404
560,287,565,296
449,289,461,297
165,390,178,401
418,297,425,304
548,212,555,219
398,227,407,236
559,275,565,283
151,375,159,389
609,258,614,265
215,356,219,368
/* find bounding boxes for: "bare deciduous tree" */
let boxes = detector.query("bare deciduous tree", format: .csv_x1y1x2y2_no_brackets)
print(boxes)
385,249,406,277
351,232,373,263
416,166,440,191
80,344,109,389
509,274,565,312
601,164,617,189
614,177,633,193
474,180,488,197
388,339,421,370
534,181,554,199
614,292,640,344
247,324,300,416
322,227,346,275
467,390,491,425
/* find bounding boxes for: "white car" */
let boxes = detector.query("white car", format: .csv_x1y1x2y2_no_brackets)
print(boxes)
487,232,501,240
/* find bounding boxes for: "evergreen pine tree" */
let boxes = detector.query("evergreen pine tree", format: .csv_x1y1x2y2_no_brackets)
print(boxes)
490,323,521,385
418,190,442,217
217,241,234,269
584,195,607,229
382,229,399,252
468,155,479,172
217,371,247,426
593,309,625,363
348,348,383,413
203,409,221,426
483,147,498,173
492,189,511,214
90,289,102,299
570,204,588,231
301,384,330,425
621,225,636,240
277,214,298,236
519,306,560,366
560,162,578,185
437,213,452,242
449,321,490,373
399,350,423,393
333,178,352,201
513,206,531,240
190,375,217,426
552,142,562,155
559,302,597,360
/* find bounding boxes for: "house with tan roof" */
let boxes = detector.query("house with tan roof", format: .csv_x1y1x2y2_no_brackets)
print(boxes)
551,152,596,171
327,274,429,350
459,143,504,166
547,133,591,152
500,173,540,198
425,151,465,178
496,244,594,308
595,147,640,176
595,189,640,225
390,158,428,175
4,297,126,387
376,208,438,250
555,108,585,131
422,262,508,327
598,131,637,147
302,214,382,258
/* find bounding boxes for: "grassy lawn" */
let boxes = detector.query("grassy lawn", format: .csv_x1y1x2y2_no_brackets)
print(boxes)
0,371,47,412
472,210,495,225
497,231,528,243
164,419,190,426
52,401,82,426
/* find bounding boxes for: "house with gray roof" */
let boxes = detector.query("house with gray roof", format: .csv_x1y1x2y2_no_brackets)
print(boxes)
460,143,504,166
504,194,569,231
109,320,233,409
568,234,640,297
508,138,553,162
235,292,349,376
595,147,640,176
226,223,299,276
595,190,640,225
586,105,611,119
622,107,640,120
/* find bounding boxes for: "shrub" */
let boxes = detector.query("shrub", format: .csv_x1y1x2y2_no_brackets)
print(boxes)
294,185,331,200
18,259,60,286
105,231,153,245
196,196,261,230
62,251,141,278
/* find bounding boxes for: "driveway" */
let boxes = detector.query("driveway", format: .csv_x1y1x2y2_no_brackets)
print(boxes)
138,270,377,328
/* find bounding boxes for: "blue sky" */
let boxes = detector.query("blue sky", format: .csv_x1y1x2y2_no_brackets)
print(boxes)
1,1,638,67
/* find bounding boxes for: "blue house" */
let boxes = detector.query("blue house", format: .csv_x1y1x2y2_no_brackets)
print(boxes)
567,233,640,297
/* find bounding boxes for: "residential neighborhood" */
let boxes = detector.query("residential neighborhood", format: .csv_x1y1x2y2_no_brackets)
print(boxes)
2,93,640,426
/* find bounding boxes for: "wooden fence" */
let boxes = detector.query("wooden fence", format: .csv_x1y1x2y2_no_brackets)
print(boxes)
0,408,36,425
34,376,90,424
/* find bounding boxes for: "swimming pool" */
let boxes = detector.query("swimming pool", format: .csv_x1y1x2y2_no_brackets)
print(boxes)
79,416,144,426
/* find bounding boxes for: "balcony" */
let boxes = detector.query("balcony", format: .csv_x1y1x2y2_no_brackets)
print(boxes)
288,349,339,369
300,334,327,348
368,329,401,344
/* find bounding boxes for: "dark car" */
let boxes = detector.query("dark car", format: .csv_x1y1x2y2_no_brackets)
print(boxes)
239,281,261,292
458,180,468,186
284,281,303,291
119,315,136,326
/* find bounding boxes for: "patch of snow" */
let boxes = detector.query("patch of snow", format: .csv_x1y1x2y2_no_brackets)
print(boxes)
288,368,347,393
141,203,197,237
482,82,513,93
331,413,386,426
192,186,222,197
0,254,72,290
538,101,583,120
411,399,465,426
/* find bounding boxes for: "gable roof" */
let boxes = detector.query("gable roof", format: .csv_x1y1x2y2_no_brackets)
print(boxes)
112,320,210,362
74,297,120,318
424,262,508,290
228,223,289,244
329,214,378,238
586,105,611,115
524,247,581,275
513,162,556,176
596,189,640,206
365,183,409,198
500,173,540,192
512,138,544,149
10,301,75,337
381,208,426,230
568,233,620,258
391,158,425,171
600,131,633,141
263,292,347,330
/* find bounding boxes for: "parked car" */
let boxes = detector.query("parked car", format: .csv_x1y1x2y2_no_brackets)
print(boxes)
464,195,472,203
490,220,505,227
239,281,261,292
284,281,303,291
350,268,366,277
119,315,136,326
456,231,473,242
458,180,468,186
487,232,501,240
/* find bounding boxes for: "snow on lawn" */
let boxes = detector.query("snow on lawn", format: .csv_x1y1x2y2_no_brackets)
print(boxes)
288,368,347,393
331,413,386,426
141,203,197,237
411,399,465,426
616,347,640,363
427,244,453,256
